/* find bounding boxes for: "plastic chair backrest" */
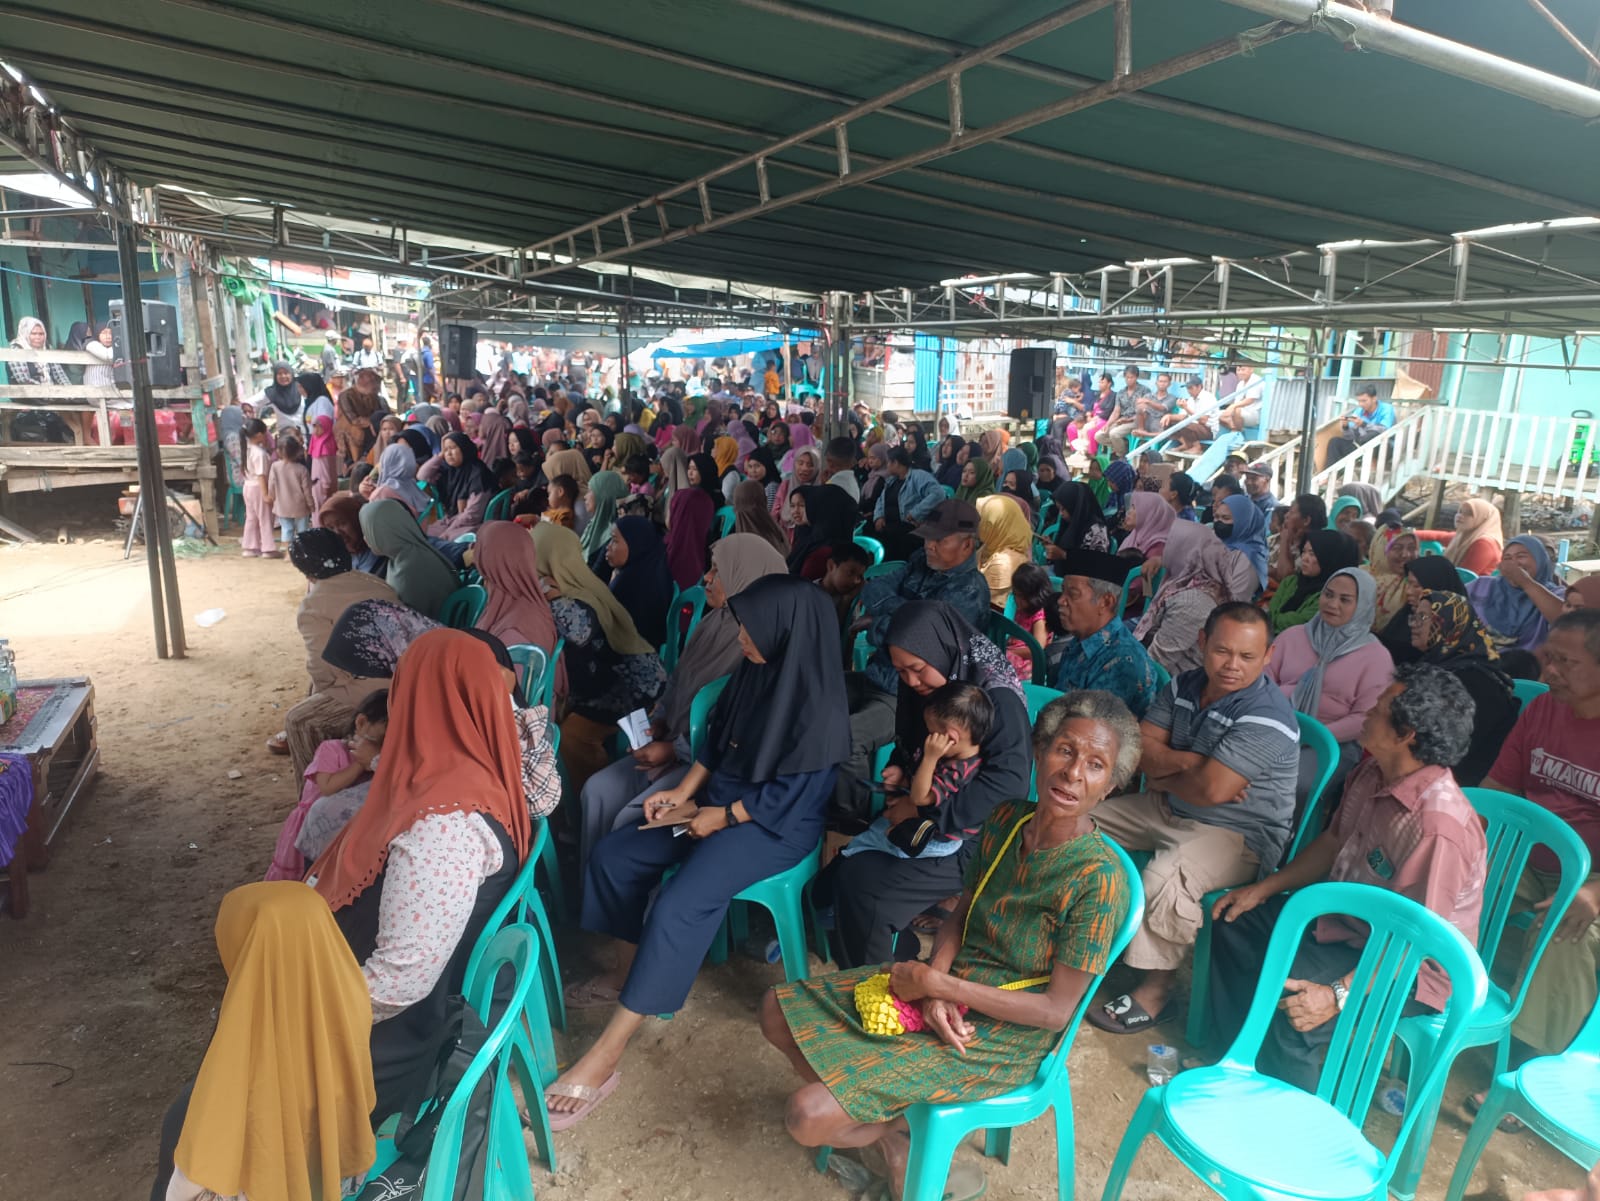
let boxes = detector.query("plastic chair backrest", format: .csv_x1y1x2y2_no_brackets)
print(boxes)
507,643,549,709
485,487,515,523
1022,683,1065,724
715,506,736,538
454,531,477,544
1511,678,1549,709
439,584,488,630
1462,788,1592,1013
1149,660,1172,693
662,585,707,672
1455,567,1478,585
1419,540,1445,557
852,535,885,566
985,611,1047,685
864,560,905,580
1223,882,1486,1142
688,675,732,758
1286,712,1340,862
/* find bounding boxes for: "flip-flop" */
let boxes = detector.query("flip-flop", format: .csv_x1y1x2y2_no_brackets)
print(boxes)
545,1071,620,1132
858,1143,987,1201
265,732,289,755
1085,993,1177,1035
562,978,622,1010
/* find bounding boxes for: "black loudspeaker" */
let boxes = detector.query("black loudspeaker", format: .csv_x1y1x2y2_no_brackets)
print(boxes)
108,299,181,387
1007,347,1055,420
442,323,477,378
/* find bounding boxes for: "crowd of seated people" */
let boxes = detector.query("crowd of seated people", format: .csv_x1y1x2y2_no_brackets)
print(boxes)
160,370,1599,1201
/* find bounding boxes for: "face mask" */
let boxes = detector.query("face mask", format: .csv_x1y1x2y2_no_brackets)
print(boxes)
1214,523,1234,540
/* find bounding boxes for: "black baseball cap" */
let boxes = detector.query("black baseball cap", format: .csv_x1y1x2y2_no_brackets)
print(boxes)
913,499,981,540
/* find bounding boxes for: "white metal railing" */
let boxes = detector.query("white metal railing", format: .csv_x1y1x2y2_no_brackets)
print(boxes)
938,378,1005,419
852,366,914,413
1428,409,1600,503
1310,405,1433,506
1248,435,1305,504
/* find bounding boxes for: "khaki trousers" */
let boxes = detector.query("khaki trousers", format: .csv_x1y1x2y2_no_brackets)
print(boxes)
1495,866,1600,1055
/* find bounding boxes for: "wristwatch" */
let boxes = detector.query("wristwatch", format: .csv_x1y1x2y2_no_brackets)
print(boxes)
1330,978,1350,1011
725,805,740,827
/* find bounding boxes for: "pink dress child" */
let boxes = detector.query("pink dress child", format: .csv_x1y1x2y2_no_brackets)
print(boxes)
1006,606,1047,686
266,737,368,881
308,414,338,517
240,438,275,556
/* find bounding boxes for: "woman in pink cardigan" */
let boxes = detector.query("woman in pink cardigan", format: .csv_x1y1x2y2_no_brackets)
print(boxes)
1265,567,1393,803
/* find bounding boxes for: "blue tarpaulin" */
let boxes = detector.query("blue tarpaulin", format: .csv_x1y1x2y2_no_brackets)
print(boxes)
647,329,819,359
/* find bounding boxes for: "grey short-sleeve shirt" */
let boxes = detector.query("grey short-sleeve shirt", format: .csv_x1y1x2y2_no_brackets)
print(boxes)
1147,669,1300,869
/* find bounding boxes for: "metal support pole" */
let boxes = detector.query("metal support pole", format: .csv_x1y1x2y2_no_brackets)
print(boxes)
1297,328,1325,496
1113,0,1133,77
115,218,186,659
617,308,629,403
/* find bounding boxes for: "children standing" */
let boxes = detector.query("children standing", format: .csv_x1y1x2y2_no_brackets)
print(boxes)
240,419,276,557
266,689,387,881
268,436,315,552
308,414,338,515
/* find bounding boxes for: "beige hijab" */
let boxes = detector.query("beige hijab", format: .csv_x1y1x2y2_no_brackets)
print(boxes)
1445,498,1503,567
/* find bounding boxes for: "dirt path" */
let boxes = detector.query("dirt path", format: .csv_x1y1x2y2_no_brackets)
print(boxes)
0,538,1579,1201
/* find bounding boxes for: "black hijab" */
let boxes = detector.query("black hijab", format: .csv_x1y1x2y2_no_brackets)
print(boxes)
747,445,780,486
607,516,673,647
439,431,497,508
935,437,966,488
1379,553,1471,661
1051,480,1108,551
262,363,302,416
1283,528,1362,611
787,483,859,574
296,372,331,409
689,452,724,501
399,428,433,465
884,600,1023,757
710,575,850,782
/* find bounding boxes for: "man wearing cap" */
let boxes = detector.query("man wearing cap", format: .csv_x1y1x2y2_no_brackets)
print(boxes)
1166,374,1217,451
1326,383,1395,463
1242,461,1279,517
1087,602,1300,1034
1053,550,1161,718
320,329,341,380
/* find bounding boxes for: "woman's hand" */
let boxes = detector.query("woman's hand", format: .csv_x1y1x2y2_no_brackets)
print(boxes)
1045,543,1066,561
687,806,730,839
889,960,944,1003
1141,555,1164,583
1501,559,1533,590
643,787,696,823
631,739,677,769
880,764,908,792
920,998,974,1054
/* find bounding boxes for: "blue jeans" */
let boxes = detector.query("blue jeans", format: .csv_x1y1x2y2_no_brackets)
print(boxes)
276,514,310,544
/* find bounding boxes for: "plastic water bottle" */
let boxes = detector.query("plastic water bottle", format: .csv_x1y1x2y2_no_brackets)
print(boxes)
1378,1083,1407,1116
1146,1043,1179,1086
0,639,17,726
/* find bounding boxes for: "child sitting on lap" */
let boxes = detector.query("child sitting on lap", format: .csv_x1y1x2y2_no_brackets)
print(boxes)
266,689,387,881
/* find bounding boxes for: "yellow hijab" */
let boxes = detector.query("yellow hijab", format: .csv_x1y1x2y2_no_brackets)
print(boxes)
977,493,1033,561
530,522,658,656
175,882,375,1201
712,435,740,477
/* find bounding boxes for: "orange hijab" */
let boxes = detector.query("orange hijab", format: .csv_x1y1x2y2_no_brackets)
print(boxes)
309,629,531,909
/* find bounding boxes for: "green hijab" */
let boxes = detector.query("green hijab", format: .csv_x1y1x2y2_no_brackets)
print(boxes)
1087,450,1112,509
1019,441,1039,471
358,499,459,619
954,457,996,503
580,470,629,561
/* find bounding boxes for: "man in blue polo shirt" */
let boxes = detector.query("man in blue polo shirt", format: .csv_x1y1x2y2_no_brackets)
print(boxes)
1053,549,1159,719
1087,601,1300,1033
1326,383,1395,462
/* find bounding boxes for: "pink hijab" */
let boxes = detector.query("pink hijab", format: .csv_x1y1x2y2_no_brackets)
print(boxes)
782,422,816,473
1124,490,1177,558
671,424,702,457
473,521,565,697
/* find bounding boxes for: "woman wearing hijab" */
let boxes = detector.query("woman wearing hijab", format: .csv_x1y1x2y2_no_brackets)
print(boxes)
1213,492,1269,591
1466,534,1565,651
419,432,497,538
252,362,305,436
787,483,860,580
666,478,718,589
1374,554,1469,663
976,494,1032,611
548,576,849,1128
474,519,561,682
1122,490,1176,561
688,450,726,505
308,630,529,1122
773,445,822,537
581,470,629,569
782,421,816,474
1335,482,1384,521
1267,528,1362,634
1266,566,1392,798
978,428,1009,478
319,492,384,576
953,455,997,504
606,516,674,648
935,435,967,489
368,441,426,515
543,443,594,491
151,882,375,1201
1134,521,1258,677
860,442,893,516
1405,590,1518,785
1438,497,1504,576
358,498,458,618
818,600,1032,969
530,524,667,793
732,478,790,557
1368,526,1421,632
1103,456,1138,524
477,406,511,466
1044,480,1111,568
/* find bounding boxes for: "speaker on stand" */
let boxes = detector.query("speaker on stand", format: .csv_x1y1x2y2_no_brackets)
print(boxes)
1007,347,1055,422
441,323,477,379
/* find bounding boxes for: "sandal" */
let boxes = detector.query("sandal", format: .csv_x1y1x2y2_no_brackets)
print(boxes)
1085,993,1177,1035
1465,1090,1525,1134
562,977,623,1010
858,1142,987,1201
545,1071,620,1132
265,731,289,756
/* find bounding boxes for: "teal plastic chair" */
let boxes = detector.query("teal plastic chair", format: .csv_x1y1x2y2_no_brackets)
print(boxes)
864,559,905,580
370,924,545,1197
1102,882,1488,1201
1512,678,1550,708
818,843,1146,1201
484,487,515,522
437,583,488,629
1419,539,1445,556
853,534,885,566
453,531,477,544
1112,562,1142,621
715,506,736,538
661,585,707,672
1149,660,1172,694
506,643,549,709
220,450,245,529
688,676,823,981
1387,787,1591,1201
1446,995,1600,1201
985,611,1046,685
1185,711,1339,1047
1022,683,1065,723
1456,567,1478,585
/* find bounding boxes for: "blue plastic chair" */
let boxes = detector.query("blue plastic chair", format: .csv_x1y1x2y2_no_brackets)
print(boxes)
1387,788,1591,1201
661,585,707,673
1446,995,1600,1201
437,583,488,629
686,675,824,981
1512,678,1550,708
985,611,1047,686
864,559,905,580
817,843,1146,1201
1022,683,1065,723
370,924,545,1196
506,643,549,709
853,534,886,566
715,506,736,538
1102,882,1488,1201
1419,539,1445,556
1185,711,1340,1048
453,531,477,544
1456,567,1478,585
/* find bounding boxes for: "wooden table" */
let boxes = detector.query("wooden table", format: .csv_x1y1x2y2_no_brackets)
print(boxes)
0,677,98,918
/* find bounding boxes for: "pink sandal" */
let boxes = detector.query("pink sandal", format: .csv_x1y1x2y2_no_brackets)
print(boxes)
546,1071,620,1132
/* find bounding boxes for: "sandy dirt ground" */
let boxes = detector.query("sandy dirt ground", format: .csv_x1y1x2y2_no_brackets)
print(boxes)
0,527,1583,1201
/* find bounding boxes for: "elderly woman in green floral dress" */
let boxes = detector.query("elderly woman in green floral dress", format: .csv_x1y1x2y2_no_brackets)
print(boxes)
759,691,1138,1201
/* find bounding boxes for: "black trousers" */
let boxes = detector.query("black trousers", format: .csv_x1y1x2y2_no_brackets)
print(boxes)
1206,897,1363,1093
815,843,973,969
